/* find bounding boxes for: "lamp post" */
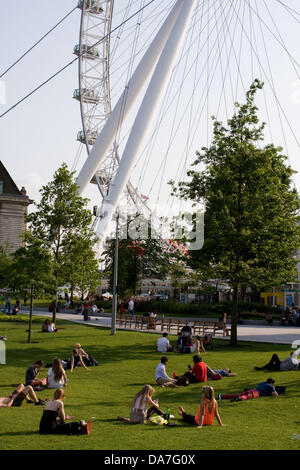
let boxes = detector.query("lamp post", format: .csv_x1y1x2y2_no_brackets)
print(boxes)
111,212,119,335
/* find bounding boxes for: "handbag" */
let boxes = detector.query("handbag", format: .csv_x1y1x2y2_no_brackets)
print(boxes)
80,420,93,435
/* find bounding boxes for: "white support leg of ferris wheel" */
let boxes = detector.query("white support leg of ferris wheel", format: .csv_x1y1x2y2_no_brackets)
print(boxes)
76,0,186,195
97,0,197,243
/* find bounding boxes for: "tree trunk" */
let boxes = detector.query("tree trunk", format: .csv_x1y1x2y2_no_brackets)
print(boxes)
27,286,34,344
52,299,57,324
230,285,239,346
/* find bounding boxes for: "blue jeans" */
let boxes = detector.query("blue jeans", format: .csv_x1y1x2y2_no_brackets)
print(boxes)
128,309,134,317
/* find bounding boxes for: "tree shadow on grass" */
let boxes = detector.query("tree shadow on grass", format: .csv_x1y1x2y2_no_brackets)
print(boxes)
0,431,38,437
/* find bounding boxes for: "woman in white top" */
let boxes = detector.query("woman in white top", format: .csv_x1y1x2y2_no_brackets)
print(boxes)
190,336,206,354
117,385,165,424
48,322,57,333
47,358,68,389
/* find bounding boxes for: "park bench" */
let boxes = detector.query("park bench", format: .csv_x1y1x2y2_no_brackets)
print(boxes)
214,321,231,337
161,317,189,334
192,320,231,337
193,320,205,335
116,314,134,328
134,315,149,330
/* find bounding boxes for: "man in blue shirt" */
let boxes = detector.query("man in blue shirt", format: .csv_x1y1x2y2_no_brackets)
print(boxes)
256,378,278,397
219,378,278,401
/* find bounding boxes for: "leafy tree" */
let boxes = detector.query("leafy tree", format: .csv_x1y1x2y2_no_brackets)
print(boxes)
62,236,100,301
102,215,171,297
9,232,53,343
26,163,95,322
0,245,12,290
173,80,300,345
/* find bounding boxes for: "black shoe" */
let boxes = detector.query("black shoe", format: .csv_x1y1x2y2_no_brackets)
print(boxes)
26,400,34,404
35,399,46,406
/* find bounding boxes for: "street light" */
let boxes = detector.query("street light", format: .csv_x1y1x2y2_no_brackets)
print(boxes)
111,211,119,335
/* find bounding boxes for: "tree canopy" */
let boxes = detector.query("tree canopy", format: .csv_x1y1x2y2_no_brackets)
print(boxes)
173,79,300,344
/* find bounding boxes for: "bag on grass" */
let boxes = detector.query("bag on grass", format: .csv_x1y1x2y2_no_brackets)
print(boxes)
211,373,222,380
149,415,168,426
83,355,99,367
175,375,189,386
80,420,92,435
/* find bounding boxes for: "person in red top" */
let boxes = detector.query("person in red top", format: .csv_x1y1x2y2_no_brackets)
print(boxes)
186,356,208,383
178,386,225,428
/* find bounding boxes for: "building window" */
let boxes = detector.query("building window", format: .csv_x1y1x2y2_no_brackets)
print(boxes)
0,181,3,194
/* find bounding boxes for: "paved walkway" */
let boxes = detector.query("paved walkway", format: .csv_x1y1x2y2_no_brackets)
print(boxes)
12,310,300,346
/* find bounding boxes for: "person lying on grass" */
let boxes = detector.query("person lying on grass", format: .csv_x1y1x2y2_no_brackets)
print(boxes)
117,385,167,424
25,360,47,389
218,377,279,401
47,358,68,389
39,389,83,435
210,368,237,378
0,384,45,408
254,348,300,372
178,386,225,428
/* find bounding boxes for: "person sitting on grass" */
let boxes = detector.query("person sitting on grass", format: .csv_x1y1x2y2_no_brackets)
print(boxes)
39,389,82,435
178,386,225,428
47,358,68,389
182,355,208,384
42,319,50,332
190,336,206,354
48,321,58,333
218,377,278,401
254,348,300,372
174,333,183,352
157,333,173,352
117,385,166,424
75,343,89,359
25,360,47,389
0,384,45,408
69,349,89,372
155,357,178,388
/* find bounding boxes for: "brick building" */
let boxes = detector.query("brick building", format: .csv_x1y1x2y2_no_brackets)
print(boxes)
0,161,32,253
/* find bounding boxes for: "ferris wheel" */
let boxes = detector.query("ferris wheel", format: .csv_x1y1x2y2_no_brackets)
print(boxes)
73,0,300,251
74,0,160,244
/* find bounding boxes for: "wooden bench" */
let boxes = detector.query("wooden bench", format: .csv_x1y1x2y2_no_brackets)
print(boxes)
116,314,134,328
193,320,205,335
214,321,231,337
192,320,231,337
161,317,189,334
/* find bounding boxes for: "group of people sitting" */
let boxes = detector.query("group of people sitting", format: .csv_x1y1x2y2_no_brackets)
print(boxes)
117,344,296,428
281,306,300,327
0,342,98,435
157,332,210,355
154,355,237,388
118,384,225,428
42,319,58,333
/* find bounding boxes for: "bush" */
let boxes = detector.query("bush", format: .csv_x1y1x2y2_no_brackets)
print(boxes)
0,312,46,323
127,299,283,318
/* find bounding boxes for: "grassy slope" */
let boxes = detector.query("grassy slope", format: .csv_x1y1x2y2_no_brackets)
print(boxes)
0,320,299,451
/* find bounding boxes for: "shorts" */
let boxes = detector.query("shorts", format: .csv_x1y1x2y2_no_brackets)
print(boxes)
11,392,26,407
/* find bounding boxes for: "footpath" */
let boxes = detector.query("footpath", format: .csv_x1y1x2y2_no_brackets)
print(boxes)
4,307,300,346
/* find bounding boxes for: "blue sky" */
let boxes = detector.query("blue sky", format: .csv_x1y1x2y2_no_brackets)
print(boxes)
1,0,300,215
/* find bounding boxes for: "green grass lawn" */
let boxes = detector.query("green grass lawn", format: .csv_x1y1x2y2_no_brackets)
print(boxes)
0,319,300,450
